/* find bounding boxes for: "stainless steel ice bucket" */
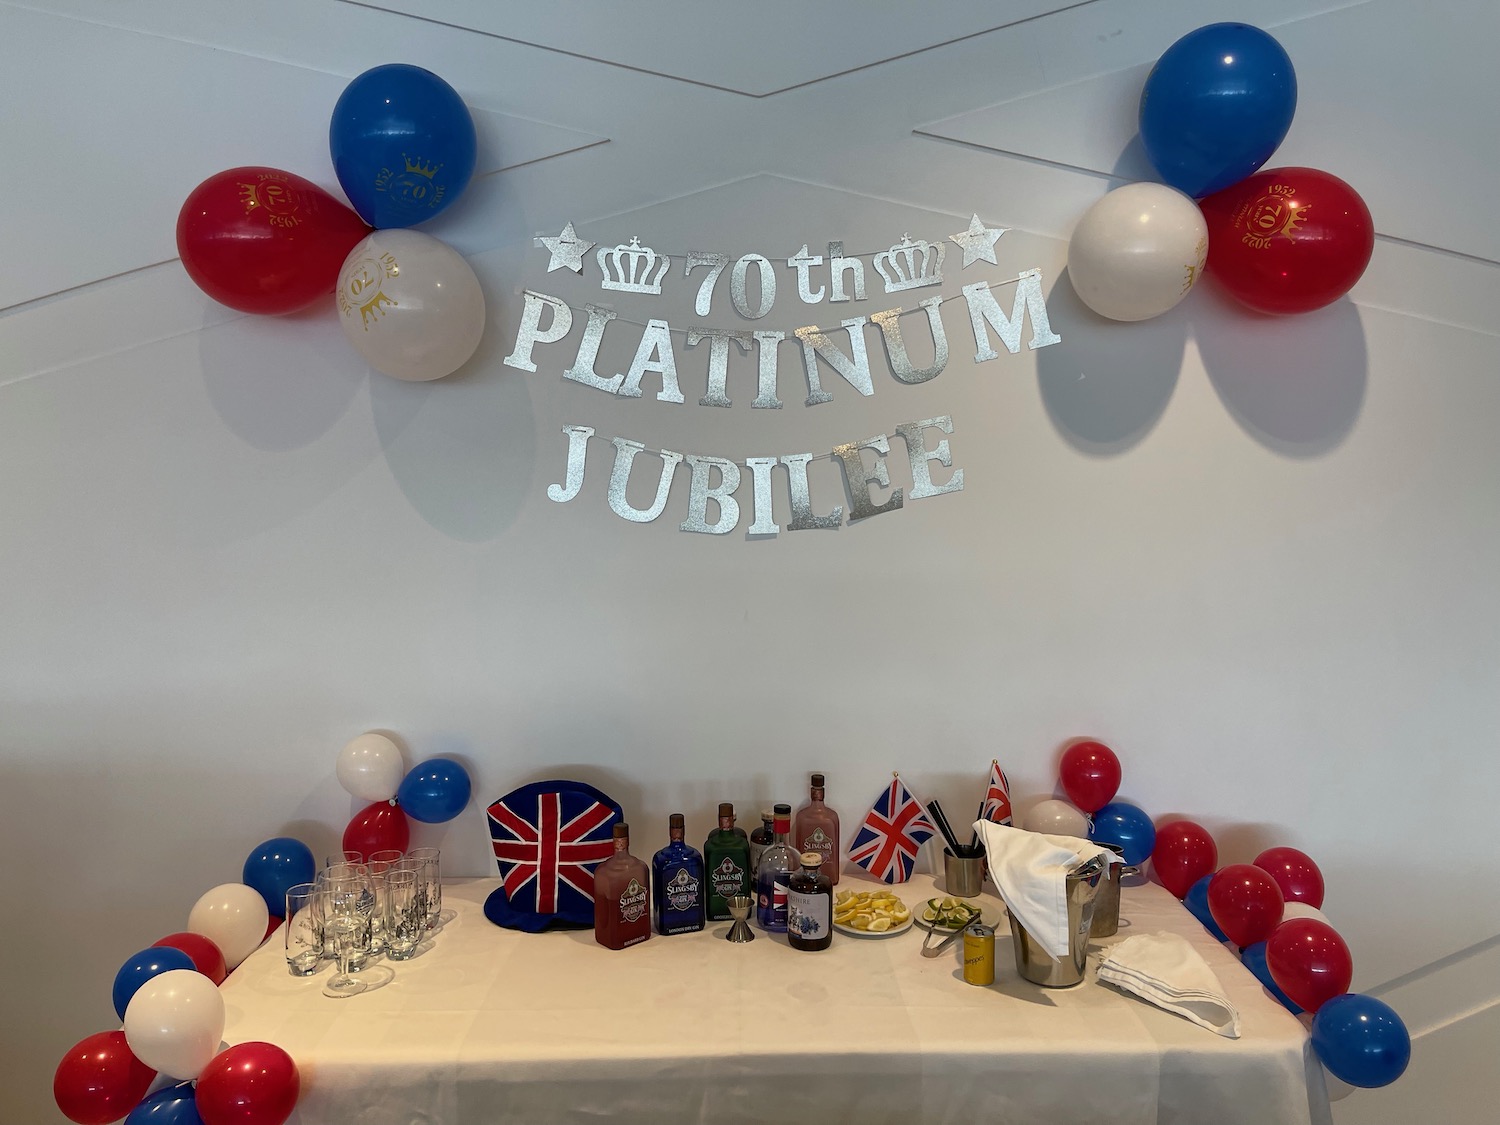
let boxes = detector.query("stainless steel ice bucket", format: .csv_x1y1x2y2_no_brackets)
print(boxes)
1007,855,1107,987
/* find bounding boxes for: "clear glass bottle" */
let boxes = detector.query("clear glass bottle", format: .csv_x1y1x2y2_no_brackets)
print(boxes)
652,813,705,935
748,809,775,879
703,802,752,922
788,851,834,951
756,804,796,933
794,771,841,885
594,823,651,950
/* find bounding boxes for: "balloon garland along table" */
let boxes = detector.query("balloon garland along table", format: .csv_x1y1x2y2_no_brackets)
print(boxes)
222,872,1329,1125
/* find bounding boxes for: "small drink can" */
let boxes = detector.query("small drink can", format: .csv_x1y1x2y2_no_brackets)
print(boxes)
963,922,996,986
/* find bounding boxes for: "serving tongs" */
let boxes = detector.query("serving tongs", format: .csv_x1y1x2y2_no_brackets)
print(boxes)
919,901,983,958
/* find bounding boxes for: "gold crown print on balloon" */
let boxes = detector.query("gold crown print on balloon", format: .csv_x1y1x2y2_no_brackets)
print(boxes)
597,236,670,294
873,233,946,293
375,154,447,214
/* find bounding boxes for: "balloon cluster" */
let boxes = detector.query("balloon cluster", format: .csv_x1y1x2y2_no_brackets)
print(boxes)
54,861,302,1124
176,64,485,382
1020,737,1409,1091
335,732,473,855
1069,23,1374,322
54,731,473,1124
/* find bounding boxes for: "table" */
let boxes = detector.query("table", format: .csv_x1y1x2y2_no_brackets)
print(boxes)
222,873,1332,1125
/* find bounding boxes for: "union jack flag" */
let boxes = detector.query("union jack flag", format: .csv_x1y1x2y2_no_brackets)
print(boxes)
487,780,621,922
980,760,1013,826
848,775,937,884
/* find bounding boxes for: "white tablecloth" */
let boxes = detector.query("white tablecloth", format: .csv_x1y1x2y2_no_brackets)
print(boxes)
222,873,1331,1125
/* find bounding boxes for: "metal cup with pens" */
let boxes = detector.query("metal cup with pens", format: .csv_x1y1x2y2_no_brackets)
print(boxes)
926,800,986,898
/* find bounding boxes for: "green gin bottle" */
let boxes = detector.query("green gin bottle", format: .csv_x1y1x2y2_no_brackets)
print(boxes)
703,802,751,921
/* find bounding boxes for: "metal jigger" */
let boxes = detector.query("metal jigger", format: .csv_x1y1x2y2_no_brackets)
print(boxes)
726,895,755,942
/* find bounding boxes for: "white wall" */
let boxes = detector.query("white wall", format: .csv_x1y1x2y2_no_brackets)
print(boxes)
3,2,1497,1122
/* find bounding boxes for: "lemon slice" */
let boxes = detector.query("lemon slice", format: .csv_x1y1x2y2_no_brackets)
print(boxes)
868,916,892,932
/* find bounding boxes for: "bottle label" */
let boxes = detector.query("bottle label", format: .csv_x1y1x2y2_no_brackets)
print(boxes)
619,877,648,924
788,888,830,940
711,856,746,898
664,867,700,912
800,826,833,861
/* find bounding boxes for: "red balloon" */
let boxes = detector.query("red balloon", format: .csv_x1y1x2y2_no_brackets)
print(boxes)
263,915,283,942
1058,740,1121,814
1207,864,1285,947
153,931,228,985
1199,167,1374,314
176,166,369,315
53,1030,155,1125
1151,820,1219,899
1266,919,1353,1013
195,1041,301,1125
343,801,410,857
1253,846,1326,908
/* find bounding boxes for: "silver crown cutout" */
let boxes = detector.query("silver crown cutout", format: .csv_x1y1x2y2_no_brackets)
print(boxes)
873,234,945,293
598,236,670,295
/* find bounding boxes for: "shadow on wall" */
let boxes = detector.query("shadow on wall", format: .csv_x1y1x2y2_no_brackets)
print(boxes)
1191,284,1367,457
1036,267,1185,455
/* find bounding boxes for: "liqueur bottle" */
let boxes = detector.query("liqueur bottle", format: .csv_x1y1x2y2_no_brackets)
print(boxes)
703,802,752,922
749,809,775,879
787,851,834,951
756,804,796,933
594,823,651,950
794,772,841,885
652,813,706,935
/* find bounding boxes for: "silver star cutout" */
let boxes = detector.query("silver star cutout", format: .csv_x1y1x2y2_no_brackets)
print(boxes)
535,221,595,273
948,214,1006,269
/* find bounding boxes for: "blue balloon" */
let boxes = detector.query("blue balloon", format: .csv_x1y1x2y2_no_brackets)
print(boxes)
112,946,195,1021
242,836,316,917
1139,23,1297,197
1185,873,1230,942
330,63,477,229
1312,993,1411,1088
1241,941,1303,1014
398,757,472,823
124,1081,204,1125
1089,800,1156,866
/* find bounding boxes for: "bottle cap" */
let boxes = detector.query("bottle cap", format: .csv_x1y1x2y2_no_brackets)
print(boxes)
811,772,825,787
774,802,792,816
761,809,774,821
669,813,685,830
613,823,629,840
718,802,735,818
800,851,822,868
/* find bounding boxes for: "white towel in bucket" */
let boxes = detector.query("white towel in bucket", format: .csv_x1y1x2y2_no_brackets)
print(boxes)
1097,932,1242,1038
973,821,1119,960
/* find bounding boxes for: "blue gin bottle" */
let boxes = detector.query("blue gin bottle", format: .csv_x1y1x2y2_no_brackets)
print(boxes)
652,813,706,935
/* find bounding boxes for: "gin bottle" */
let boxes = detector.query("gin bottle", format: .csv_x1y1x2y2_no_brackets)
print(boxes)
594,823,651,950
703,802,752,922
756,804,796,933
794,772,841,885
788,851,834,951
749,809,775,879
652,813,705,935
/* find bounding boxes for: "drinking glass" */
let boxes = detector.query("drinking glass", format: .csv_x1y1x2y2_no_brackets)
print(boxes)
368,848,405,867
284,882,322,976
407,847,442,930
383,868,423,960
326,849,364,868
318,863,374,970
318,886,367,999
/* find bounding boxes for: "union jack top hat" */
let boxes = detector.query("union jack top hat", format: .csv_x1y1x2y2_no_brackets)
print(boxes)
483,779,624,931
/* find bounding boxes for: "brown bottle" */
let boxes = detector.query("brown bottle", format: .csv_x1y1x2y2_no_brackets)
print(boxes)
593,823,651,950
794,772,841,885
788,851,834,951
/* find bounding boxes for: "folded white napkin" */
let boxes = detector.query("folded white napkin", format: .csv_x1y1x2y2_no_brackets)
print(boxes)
1097,932,1242,1038
972,821,1119,960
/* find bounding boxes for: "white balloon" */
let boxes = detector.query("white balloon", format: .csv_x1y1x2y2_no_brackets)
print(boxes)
1022,798,1091,838
336,731,405,803
336,229,485,381
1282,901,1331,926
1067,182,1208,321
123,968,225,1079
188,882,269,971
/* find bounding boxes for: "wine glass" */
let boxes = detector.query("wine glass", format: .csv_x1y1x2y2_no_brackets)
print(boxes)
318,887,367,998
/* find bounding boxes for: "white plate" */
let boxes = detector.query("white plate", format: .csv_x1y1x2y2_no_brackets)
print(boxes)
912,899,1000,932
833,914,915,938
